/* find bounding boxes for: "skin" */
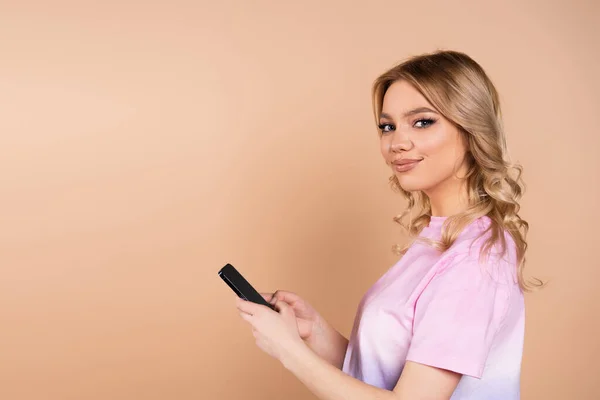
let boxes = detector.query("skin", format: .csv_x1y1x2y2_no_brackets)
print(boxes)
235,80,473,399
379,80,470,216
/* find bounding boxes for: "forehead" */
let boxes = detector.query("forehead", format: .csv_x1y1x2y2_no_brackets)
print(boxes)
381,80,434,117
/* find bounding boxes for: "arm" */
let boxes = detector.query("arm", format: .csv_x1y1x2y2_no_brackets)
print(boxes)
236,296,462,400
307,315,349,369
281,342,461,400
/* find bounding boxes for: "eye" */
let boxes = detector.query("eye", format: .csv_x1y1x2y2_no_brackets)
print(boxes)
414,118,436,128
377,123,395,134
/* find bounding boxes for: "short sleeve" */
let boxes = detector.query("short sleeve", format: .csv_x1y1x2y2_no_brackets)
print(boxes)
405,252,512,378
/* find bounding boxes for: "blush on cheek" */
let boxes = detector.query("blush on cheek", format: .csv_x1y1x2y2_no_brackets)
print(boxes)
419,135,448,157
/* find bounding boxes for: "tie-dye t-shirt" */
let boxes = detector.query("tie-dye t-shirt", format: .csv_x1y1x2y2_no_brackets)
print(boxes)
342,216,525,400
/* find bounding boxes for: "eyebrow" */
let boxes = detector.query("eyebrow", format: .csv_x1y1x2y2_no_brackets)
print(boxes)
380,107,439,120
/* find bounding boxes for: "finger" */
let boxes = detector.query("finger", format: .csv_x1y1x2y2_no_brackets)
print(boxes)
256,338,267,353
259,292,284,309
274,300,292,315
236,297,260,314
240,312,253,323
269,290,300,305
274,301,298,327
259,292,274,302
252,328,264,340
261,291,280,306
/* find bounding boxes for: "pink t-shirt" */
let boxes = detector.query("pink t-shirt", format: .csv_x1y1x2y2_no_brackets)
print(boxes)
342,216,525,399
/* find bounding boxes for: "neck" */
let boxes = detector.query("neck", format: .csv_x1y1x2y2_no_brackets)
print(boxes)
424,180,470,217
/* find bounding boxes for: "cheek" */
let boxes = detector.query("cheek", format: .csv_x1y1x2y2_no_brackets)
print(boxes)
417,132,449,157
421,129,465,168
415,132,465,179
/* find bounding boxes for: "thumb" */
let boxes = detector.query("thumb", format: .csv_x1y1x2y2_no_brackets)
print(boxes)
274,300,293,317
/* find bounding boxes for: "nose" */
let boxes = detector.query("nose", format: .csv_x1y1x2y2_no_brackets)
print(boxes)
389,128,413,153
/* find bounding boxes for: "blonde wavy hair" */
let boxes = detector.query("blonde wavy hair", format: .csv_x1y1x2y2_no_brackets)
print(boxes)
372,50,542,292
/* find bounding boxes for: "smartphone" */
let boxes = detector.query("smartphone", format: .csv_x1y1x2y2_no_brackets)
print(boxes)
218,263,275,310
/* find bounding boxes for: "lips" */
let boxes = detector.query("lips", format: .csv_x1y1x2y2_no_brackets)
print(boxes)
392,159,422,172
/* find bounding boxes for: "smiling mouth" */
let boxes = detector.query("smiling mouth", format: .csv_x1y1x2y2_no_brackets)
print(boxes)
393,160,421,172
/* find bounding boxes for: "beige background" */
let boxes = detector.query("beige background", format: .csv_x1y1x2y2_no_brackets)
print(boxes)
1,1,598,399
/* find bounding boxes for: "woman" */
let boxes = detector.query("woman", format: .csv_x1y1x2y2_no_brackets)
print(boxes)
235,50,537,400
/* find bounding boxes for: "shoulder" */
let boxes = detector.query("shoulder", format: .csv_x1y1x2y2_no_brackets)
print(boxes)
438,216,519,287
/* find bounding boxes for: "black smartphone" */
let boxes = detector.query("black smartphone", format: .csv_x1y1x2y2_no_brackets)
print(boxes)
218,263,275,310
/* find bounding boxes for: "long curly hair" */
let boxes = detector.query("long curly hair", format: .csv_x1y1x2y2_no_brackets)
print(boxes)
372,50,542,292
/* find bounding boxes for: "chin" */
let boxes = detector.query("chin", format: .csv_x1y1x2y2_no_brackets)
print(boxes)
396,176,428,193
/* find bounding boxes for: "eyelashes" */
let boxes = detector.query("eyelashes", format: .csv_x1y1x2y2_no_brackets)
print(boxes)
414,118,437,128
377,123,394,133
378,118,437,134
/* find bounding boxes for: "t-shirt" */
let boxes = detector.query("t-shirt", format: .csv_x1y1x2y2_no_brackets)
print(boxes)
341,216,525,399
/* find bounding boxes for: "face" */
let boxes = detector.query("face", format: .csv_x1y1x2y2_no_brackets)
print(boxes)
379,80,468,196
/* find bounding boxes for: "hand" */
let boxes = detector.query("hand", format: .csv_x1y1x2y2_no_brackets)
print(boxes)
259,291,348,369
260,290,323,345
236,297,306,363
